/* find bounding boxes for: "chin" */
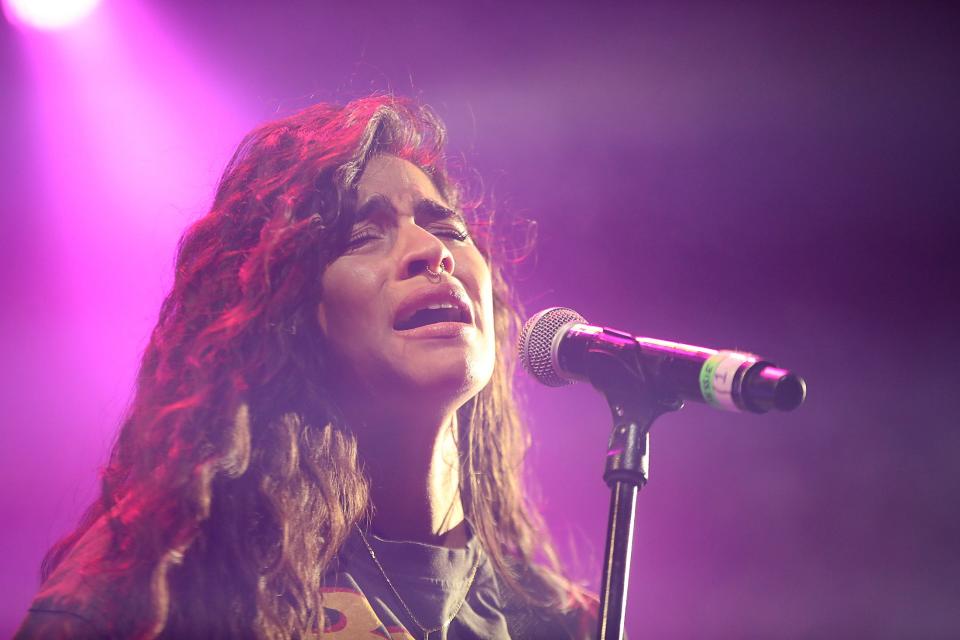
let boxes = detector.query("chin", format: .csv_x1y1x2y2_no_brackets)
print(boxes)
398,352,493,400
410,364,489,397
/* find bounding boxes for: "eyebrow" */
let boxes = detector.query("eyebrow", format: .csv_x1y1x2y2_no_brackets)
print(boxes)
354,194,467,227
415,199,462,223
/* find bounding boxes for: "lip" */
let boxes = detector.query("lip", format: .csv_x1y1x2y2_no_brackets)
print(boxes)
394,321,476,339
393,285,475,330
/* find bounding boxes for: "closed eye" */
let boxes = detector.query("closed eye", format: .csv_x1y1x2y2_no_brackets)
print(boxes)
433,227,470,242
346,230,383,250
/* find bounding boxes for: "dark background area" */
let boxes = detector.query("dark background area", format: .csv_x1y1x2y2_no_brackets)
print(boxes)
2,1,958,637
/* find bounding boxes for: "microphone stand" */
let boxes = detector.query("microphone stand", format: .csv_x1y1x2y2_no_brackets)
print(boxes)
583,344,682,640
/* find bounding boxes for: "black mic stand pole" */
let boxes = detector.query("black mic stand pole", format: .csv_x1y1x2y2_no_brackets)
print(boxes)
585,348,682,640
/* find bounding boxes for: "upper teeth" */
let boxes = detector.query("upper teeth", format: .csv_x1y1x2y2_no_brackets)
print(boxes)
425,303,456,310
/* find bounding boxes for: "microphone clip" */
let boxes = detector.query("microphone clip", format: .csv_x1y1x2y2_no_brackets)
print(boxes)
583,344,682,488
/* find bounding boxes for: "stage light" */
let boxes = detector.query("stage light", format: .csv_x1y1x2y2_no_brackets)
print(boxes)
2,0,101,31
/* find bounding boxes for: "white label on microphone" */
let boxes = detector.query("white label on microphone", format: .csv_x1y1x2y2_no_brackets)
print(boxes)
700,351,757,411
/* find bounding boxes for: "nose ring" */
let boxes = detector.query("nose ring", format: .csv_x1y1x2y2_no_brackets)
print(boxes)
424,262,445,282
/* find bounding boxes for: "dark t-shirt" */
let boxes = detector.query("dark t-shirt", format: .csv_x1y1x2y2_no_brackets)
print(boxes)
16,522,597,639
321,530,595,639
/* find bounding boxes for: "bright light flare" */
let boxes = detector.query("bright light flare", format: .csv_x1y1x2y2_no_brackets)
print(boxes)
2,0,101,31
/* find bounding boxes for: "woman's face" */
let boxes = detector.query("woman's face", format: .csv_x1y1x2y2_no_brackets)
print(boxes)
317,154,496,417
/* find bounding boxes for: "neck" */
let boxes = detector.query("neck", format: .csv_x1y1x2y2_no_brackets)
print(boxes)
352,407,467,548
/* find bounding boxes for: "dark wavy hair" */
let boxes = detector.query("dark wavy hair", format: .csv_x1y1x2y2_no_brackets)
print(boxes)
40,95,578,638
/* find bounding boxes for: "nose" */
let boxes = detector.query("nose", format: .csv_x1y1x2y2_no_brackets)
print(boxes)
397,222,455,280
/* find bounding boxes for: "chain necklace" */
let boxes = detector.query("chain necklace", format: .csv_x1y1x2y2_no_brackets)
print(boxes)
355,524,482,640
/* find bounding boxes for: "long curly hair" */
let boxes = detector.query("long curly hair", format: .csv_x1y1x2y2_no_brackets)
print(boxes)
40,95,574,638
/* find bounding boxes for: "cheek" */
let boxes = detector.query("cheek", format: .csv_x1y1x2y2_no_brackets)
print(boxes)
480,280,495,334
466,255,496,342
316,260,382,340
470,256,495,322
475,274,497,385
483,292,497,356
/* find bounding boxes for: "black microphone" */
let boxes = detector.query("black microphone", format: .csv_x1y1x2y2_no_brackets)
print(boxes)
518,307,806,414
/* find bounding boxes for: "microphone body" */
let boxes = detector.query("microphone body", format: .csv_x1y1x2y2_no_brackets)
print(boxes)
519,307,806,414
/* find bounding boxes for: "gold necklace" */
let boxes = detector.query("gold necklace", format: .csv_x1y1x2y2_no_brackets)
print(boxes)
355,525,482,640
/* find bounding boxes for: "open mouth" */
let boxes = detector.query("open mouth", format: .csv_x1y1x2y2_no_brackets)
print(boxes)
394,304,470,331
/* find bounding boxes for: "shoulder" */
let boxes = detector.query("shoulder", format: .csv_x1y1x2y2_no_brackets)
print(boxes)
14,609,106,640
502,565,600,640
17,516,122,639
557,585,600,640
528,590,599,640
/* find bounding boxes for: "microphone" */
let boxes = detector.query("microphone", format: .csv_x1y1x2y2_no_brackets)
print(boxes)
518,307,806,414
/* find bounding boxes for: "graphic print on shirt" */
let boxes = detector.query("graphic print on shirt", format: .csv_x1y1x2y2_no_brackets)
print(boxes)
319,587,416,640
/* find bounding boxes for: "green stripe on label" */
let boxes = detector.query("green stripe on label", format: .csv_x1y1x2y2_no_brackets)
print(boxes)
699,353,724,407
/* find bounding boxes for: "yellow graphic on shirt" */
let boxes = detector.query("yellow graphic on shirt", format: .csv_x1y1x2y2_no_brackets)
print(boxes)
318,587,415,640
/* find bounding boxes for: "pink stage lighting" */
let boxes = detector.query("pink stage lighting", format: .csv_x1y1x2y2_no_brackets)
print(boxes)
2,0,101,31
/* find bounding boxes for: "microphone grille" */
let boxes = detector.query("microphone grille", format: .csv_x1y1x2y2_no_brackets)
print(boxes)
518,307,587,387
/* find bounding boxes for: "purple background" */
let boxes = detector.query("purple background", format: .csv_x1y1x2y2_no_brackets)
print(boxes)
2,1,958,637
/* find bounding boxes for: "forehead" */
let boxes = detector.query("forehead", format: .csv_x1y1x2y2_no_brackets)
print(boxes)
355,154,446,208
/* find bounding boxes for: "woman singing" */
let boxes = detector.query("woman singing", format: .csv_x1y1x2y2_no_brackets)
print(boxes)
16,96,595,639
